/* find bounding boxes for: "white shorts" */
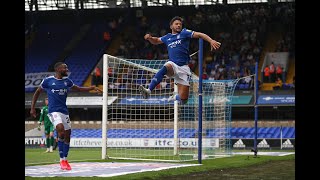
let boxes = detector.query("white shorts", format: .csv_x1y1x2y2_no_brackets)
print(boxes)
164,61,192,86
47,112,71,130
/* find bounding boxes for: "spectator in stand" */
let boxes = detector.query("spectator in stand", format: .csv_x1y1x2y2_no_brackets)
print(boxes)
263,65,270,83
202,71,208,80
273,77,283,90
103,31,111,41
208,74,215,80
276,64,283,81
243,72,252,85
108,67,113,83
269,62,275,82
91,66,102,87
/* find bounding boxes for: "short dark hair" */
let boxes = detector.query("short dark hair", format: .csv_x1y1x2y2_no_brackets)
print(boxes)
170,16,183,25
54,62,65,70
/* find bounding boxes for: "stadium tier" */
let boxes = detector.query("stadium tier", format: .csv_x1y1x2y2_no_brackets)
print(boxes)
25,23,79,73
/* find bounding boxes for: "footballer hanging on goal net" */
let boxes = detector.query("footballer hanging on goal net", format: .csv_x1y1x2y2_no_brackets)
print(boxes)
101,16,229,162
138,16,221,103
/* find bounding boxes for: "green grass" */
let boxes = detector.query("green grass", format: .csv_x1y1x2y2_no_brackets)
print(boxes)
25,148,195,165
26,148,102,165
25,148,295,180
26,147,295,165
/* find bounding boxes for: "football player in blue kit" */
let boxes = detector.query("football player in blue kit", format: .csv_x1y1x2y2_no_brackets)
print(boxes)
30,62,102,170
139,16,221,104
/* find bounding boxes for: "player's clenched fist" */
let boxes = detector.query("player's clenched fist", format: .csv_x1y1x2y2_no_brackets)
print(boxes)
144,34,152,40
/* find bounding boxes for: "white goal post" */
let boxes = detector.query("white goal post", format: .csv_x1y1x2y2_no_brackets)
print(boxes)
101,53,244,162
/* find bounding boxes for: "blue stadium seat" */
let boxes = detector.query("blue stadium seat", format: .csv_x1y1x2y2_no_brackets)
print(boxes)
265,134,272,138
239,84,245,89
244,83,250,89
258,133,265,138
272,127,281,138
249,128,255,134
286,128,295,138
282,127,290,138
244,134,252,138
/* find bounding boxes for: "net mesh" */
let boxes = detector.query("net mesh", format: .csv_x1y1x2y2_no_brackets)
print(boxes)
104,54,240,161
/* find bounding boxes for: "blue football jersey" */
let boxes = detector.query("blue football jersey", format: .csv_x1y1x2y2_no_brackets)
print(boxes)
160,28,194,66
40,76,74,115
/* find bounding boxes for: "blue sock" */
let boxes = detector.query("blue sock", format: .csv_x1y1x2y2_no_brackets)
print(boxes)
149,66,167,91
63,143,70,158
58,138,64,159
175,94,181,101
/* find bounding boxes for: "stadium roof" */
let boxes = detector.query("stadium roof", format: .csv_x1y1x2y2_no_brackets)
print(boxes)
25,0,294,11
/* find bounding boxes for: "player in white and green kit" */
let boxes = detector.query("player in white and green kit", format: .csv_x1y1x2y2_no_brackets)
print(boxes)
38,97,55,153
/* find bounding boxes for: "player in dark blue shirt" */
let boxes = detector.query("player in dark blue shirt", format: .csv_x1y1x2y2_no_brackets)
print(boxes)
139,16,221,104
30,62,102,170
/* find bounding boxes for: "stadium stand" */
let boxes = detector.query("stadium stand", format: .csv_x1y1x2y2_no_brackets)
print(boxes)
25,2,295,151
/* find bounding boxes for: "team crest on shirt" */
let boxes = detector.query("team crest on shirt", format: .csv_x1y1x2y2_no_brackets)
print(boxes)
177,34,180,39
64,81,68,86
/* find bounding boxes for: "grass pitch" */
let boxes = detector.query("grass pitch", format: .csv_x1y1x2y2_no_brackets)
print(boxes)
25,148,294,179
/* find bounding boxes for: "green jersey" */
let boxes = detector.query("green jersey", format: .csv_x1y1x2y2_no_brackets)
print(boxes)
39,106,52,127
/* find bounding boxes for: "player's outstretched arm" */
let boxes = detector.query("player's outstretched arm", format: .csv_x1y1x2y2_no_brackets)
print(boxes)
144,34,163,45
192,31,221,51
30,87,43,118
71,85,103,93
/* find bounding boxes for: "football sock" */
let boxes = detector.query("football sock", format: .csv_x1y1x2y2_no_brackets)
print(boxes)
58,137,65,159
149,66,167,91
46,137,50,148
175,94,181,101
50,137,55,146
63,142,70,158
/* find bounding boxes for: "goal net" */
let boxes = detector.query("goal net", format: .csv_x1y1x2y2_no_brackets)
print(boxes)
187,79,240,159
102,54,241,162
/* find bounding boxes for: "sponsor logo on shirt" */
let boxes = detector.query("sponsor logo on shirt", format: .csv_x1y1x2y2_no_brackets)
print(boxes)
168,40,181,48
51,89,67,95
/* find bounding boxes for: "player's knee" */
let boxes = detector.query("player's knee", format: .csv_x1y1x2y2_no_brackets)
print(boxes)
56,123,64,131
58,132,65,140
180,99,188,105
58,137,65,142
64,129,71,143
